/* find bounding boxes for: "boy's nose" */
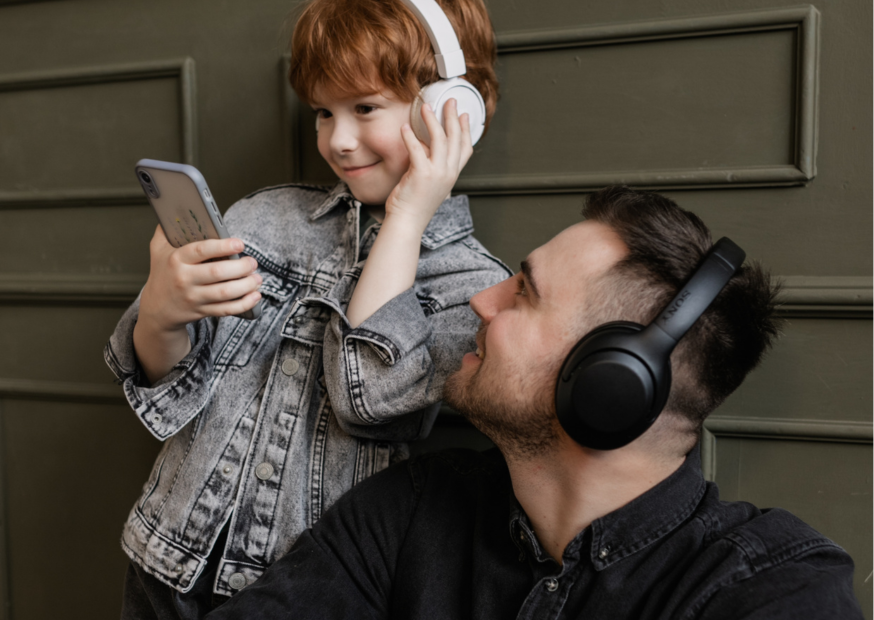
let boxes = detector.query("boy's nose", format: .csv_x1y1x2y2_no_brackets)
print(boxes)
329,117,359,153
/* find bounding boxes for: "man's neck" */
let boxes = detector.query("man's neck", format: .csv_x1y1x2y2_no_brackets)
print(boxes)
506,436,686,564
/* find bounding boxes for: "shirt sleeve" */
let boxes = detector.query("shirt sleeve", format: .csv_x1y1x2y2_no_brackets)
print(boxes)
103,293,217,441
204,458,418,620
694,546,865,620
320,245,511,442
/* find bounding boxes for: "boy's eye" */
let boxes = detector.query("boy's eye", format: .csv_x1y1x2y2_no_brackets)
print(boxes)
314,108,332,119
356,104,378,115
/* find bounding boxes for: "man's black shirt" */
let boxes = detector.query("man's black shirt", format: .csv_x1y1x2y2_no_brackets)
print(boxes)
207,446,862,619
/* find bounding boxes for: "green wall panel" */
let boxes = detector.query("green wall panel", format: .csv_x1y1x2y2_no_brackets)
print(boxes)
0,400,160,620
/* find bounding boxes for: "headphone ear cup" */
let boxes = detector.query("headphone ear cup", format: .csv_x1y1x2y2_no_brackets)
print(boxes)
411,78,486,146
555,322,671,450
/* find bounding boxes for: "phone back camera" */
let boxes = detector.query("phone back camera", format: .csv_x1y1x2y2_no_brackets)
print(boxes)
137,170,160,199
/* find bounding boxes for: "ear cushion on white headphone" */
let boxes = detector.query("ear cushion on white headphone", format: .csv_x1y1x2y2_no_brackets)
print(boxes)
411,77,486,147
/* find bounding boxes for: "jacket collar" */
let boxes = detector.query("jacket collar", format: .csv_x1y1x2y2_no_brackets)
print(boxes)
509,444,707,571
310,183,475,251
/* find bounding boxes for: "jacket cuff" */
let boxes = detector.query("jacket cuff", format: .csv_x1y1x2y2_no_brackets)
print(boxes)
342,288,433,366
104,298,214,440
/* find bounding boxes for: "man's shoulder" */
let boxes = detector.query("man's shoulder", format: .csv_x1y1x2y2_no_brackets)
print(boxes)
684,493,861,618
719,505,848,568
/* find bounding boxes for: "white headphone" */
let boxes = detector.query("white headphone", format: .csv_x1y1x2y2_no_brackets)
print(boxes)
400,0,486,146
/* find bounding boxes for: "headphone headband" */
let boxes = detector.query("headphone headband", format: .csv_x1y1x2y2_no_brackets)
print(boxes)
399,0,467,77
648,237,746,344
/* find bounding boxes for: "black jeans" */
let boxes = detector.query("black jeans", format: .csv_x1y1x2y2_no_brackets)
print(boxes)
121,525,230,620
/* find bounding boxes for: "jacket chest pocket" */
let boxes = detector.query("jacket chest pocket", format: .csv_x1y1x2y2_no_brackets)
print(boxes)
281,299,333,347
213,274,299,368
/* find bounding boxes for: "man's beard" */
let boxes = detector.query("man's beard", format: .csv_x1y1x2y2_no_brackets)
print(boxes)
444,357,560,460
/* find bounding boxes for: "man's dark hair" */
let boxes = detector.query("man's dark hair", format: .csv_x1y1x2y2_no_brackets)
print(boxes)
582,186,782,437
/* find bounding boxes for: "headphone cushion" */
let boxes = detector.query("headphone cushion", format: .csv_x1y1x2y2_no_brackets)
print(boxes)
555,322,670,450
412,77,486,146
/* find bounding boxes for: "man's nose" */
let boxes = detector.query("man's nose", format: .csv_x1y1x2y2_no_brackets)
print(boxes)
469,276,514,323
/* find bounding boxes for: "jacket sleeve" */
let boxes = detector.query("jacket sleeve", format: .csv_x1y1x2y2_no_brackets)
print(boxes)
103,293,217,441
321,238,511,442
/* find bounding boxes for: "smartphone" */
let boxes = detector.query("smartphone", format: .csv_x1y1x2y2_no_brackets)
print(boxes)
134,159,261,320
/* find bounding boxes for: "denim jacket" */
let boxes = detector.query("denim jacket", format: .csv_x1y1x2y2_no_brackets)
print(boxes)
104,182,511,596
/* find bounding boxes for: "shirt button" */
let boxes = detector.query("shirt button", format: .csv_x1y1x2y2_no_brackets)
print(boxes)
599,547,610,559
222,466,232,475
255,462,274,480
545,578,559,592
228,572,247,590
281,358,300,376
149,413,162,425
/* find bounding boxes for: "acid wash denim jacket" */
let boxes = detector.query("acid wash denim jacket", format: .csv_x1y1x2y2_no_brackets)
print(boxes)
104,182,511,597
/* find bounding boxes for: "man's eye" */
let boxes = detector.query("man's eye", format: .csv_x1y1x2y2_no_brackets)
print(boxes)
515,278,528,297
314,108,332,119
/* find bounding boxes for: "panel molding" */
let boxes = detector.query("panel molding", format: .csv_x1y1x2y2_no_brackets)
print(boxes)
0,272,145,304
704,415,873,443
777,276,872,318
453,5,820,195
0,378,124,403
0,58,197,208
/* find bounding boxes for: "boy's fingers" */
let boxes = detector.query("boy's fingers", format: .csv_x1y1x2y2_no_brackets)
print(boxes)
201,291,263,318
401,123,429,169
458,112,474,169
177,237,246,265
189,255,259,285
443,99,463,166
420,102,447,161
195,273,263,305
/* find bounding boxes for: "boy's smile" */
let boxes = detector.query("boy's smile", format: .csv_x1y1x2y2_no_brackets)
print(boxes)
312,86,414,206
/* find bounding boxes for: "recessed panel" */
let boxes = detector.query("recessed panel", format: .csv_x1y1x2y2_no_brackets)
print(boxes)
0,77,181,194
0,205,154,274
718,318,872,424
0,304,130,384
462,29,797,180
2,399,161,619
714,437,871,612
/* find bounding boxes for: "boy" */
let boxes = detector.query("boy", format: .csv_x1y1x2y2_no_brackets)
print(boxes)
105,0,509,616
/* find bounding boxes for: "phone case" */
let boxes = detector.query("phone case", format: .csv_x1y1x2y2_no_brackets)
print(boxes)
135,159,261,320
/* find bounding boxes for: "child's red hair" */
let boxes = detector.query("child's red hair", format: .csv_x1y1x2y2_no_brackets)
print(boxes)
289,0,499,134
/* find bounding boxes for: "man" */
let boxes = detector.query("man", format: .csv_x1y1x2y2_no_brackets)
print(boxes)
206,186,862,619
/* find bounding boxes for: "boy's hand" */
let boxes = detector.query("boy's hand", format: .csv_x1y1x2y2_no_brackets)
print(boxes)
133,226,262,384
384,98,473,234
139,226,263,333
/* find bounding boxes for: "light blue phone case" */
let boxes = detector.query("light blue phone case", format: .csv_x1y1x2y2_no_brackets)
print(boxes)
135,158,261,320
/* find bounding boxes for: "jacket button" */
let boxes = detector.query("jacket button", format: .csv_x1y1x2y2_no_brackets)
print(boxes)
255,462,274,480
149,413,162,425
281,358,300,376
292,316,305,326
545,578,559,592
599,547,610,559
228,572,247,590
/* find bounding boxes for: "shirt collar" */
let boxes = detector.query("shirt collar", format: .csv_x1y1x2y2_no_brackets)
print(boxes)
310,183,475,251
508,444,706,571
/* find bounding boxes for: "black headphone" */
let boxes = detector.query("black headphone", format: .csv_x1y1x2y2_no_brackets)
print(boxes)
555,237,746,450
